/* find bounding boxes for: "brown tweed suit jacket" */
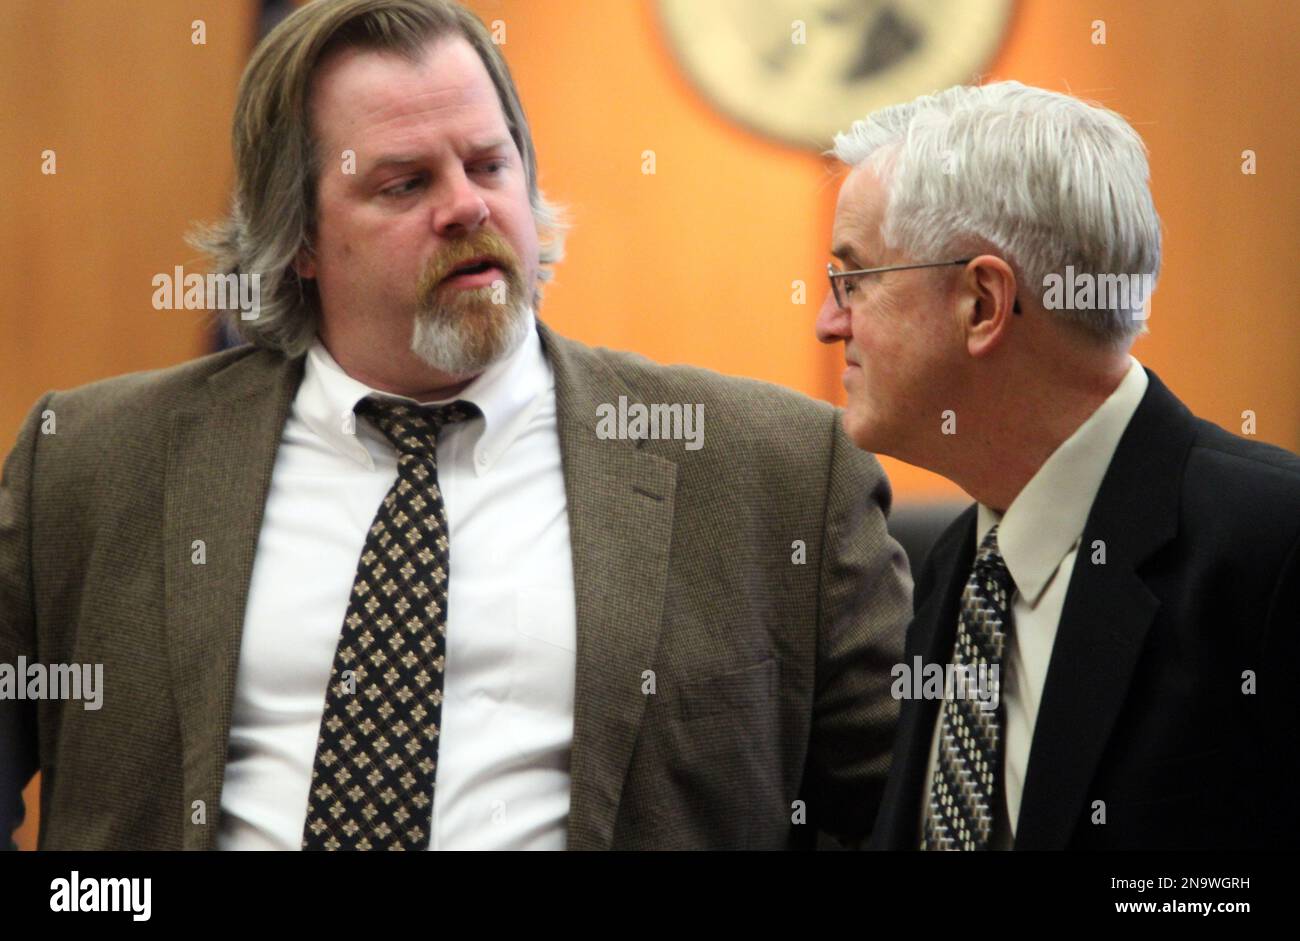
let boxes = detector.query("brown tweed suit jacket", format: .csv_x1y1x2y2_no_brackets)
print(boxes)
0,323,910,850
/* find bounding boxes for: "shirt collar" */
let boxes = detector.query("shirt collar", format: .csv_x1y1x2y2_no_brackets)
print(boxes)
977,356,1149,605
297,309,552,475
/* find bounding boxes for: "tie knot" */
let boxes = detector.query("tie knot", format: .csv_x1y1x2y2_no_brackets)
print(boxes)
975,524,1016,596
355,396,480,457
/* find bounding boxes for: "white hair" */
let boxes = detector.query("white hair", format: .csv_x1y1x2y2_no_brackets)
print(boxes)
830,80,1162,345
410,293,531,376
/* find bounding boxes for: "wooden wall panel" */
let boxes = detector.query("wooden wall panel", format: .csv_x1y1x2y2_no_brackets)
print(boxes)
2,0,259,852
3,0,1297,848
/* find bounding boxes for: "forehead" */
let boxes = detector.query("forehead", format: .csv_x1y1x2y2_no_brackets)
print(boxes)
308,34,508,146
832,165,886,254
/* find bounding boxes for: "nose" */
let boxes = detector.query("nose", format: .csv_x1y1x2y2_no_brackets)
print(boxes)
432,166,489,238
815,290,851,345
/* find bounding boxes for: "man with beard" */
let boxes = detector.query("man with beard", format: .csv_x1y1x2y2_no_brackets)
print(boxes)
0,0,910,851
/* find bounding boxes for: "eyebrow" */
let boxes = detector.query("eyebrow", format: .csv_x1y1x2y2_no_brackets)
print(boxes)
831,243,866,267
367,139,513,175
369,154,421,172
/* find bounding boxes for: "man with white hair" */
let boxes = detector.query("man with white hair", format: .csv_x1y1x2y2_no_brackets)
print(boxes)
816,80,1300,850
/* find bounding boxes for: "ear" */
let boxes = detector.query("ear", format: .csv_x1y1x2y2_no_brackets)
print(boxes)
960,254,1019,358
292,239,317,280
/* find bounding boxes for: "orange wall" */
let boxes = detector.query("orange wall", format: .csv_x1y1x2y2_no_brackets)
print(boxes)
468,0,1300,495
4,0,1299,849
1,0,258,430
2,0,260,853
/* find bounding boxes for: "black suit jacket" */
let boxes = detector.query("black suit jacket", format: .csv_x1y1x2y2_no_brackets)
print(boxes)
871,369,1300,850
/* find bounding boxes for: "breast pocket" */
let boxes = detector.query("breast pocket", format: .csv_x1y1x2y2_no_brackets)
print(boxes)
674,657,779,720
1103,747,1227,803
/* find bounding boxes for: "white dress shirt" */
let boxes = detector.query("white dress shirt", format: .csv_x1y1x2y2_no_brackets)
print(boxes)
218,312,576,850
920,356,1149,847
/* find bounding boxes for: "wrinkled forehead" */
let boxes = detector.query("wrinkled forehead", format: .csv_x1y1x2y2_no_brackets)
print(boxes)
832,165,887,259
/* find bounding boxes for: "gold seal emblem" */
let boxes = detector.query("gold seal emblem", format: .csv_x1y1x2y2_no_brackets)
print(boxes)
657,0,1014,150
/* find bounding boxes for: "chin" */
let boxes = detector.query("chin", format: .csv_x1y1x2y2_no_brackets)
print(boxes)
841,407,880,454
410,297,529,376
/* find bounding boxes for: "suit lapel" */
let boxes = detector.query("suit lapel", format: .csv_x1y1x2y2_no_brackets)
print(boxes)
538,324,678,850
1015,370,1196,849
873,508,975,849
162,327,676,850
162,349,303,850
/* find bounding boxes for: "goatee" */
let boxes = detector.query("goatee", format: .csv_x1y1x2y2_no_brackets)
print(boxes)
410,231,531,377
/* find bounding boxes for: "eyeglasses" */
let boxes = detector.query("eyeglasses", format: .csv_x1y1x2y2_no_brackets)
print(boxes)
827,258,973,310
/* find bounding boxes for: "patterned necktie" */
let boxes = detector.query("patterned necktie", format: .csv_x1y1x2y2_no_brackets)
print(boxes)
302,395,480,851
922,524,1016,851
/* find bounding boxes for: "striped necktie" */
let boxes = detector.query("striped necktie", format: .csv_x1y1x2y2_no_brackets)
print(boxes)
922,524,1016,851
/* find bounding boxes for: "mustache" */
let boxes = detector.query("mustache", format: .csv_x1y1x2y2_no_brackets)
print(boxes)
416,231,523,304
